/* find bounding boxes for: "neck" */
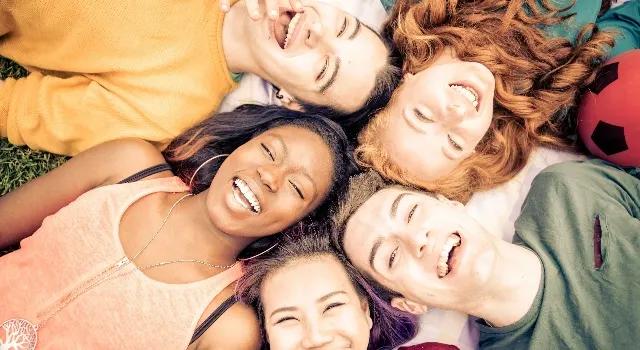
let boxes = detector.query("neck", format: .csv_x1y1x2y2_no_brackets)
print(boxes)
165,192,255,266
468,240,542,327
222,2,264,76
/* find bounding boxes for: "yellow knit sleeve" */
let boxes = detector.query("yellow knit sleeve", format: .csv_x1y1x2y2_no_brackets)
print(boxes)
0,72,182,156
0,8,12,36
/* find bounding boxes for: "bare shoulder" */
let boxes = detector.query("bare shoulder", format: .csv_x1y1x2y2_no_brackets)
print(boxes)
190,284,262,350
90,138,172,185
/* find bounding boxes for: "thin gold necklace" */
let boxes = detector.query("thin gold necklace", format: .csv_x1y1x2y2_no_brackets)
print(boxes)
1,193,236,350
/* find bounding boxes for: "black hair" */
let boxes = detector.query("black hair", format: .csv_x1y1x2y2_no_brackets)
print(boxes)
163,104,358,259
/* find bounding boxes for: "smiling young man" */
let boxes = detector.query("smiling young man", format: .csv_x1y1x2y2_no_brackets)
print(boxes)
332,160,640,349
0,0,396,155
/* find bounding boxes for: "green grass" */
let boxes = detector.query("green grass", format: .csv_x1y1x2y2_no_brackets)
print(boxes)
1,56,69,256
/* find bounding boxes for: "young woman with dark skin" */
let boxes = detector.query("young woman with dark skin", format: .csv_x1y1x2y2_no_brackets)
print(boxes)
0,104,356,350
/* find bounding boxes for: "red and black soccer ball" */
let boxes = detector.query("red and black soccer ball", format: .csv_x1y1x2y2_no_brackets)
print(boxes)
578,49,640,167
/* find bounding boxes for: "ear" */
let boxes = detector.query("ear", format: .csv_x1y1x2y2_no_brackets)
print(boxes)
390,297,429,315
277,88,304,111
360,298,373,330
436,194,464,209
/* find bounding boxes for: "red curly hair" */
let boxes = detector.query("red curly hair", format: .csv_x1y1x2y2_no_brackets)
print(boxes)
356,0,615,203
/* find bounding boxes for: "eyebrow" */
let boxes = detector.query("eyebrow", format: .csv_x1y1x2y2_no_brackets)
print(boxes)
317,18,362,95
273,134,318,196
318,57,340,94
270,306,297,318
390,192,409,219
349,18,362,40
368,237,383,270
318,290,347,303
273,134,289,157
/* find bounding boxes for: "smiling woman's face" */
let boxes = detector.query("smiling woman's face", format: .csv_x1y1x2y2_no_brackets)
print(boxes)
205,125,334,237
379,48,495,181
261,254,372,350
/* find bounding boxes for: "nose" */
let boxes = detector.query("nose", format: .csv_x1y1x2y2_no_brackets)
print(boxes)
305,22,334,51
301,322,333,349
257,164,283,192
409,229,429,259
442,103,466,127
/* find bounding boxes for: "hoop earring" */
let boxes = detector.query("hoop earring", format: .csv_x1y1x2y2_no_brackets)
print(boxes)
189,154,229,190
275,91,283,99
237,242,280,261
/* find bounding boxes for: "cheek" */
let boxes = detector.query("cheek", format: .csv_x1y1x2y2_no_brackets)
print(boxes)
266,325,300,349
332,309,371,344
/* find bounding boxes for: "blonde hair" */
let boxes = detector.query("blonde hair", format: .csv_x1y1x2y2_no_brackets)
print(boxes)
357,0,615,203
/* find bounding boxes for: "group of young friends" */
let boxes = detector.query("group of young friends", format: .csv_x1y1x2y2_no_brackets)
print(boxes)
0,0,639,349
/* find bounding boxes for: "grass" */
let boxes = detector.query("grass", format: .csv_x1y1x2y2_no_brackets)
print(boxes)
1,56,69,256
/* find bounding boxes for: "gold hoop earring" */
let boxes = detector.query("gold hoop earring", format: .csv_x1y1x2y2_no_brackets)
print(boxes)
189,154,229,190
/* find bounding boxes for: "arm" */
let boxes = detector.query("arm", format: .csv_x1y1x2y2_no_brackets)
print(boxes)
0,72,177,156
0,138,169,248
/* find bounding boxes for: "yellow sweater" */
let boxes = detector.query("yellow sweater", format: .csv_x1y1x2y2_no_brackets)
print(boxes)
0,0,238,155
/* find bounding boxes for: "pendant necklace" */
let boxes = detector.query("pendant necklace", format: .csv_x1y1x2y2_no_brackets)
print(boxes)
0,193,236,350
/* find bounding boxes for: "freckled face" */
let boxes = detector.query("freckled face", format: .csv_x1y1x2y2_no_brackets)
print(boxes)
380,48,495,181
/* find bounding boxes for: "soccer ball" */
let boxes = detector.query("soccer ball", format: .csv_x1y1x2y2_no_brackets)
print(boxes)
578,49,640,167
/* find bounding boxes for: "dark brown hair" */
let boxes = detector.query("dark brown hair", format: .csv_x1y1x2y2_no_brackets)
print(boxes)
236,221,419,350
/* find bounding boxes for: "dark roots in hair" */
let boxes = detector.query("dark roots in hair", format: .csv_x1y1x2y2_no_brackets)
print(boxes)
236,221,419,350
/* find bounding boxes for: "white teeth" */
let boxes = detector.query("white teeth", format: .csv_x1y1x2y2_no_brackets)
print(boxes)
450,84,479,108
284,13,302,49
436,234,461,278
233,179,261,213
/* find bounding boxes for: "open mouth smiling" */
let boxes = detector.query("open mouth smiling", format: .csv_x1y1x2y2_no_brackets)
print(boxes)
232,177,262,213
272,10,306,50
450,84,480,111
437,233,461,278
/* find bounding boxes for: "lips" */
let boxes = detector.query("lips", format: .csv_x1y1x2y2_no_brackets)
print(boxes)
273,10,305,50
450,84,480,111
232,177,262,213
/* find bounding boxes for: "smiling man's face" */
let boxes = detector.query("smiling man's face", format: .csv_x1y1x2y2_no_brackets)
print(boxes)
342,187,500,312
244,0,388,113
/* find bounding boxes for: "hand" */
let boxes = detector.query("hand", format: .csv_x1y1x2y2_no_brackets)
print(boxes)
220,0,304,21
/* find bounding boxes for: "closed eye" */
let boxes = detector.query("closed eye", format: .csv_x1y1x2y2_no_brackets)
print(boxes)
324,302,345,312
448,135,463,151
388,246,398,268
289,180,305,199
275,316,297,324
337,17,348,37
317,56,329,81
414,108,434,123
262,143,275,161
408,204,417,223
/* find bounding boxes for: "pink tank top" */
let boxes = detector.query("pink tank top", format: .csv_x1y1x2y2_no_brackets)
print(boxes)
0,177,243,349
